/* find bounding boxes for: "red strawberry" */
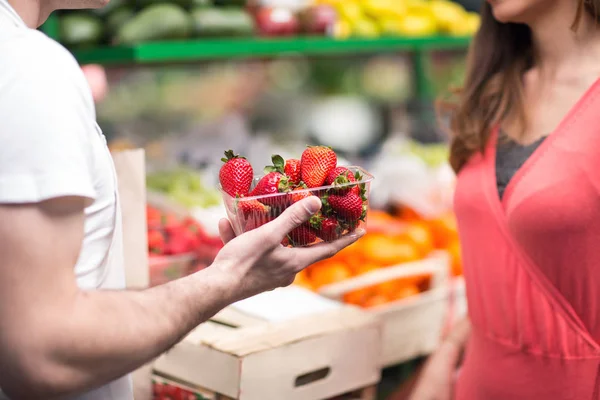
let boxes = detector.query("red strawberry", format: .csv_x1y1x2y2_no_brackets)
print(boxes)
219,150,254,197
310,214,342,242
327,192,365,222
264,155,302,186
290,185,311,203
285,159,302,185
288,225,318,247
238,199,270,218
325,166,357,194
250,171,290,208
301,146,337,188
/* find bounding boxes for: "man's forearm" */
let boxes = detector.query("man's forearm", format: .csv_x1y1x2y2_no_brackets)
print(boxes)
1,265,238,399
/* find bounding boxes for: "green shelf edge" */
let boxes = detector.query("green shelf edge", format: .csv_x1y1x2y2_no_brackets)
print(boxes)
73,36,471,66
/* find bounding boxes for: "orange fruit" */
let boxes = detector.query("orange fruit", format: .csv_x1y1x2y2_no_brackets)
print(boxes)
343,287,375,306
362,294,390,309
361,235,420,266
354,263,379,275
375,276,429,299
428,213,459,249
310,262,352,289
447,240,463,276
390,284,421,301
294,270,314,290
396,206,422,222
403,222,435,257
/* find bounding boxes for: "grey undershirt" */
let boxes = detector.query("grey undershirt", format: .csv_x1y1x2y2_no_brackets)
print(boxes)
496,134,547,199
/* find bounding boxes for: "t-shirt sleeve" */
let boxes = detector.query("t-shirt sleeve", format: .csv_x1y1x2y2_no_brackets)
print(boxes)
0,33,97,204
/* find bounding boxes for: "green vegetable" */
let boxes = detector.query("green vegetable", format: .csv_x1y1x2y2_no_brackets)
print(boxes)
105,6,135,37
60,13,103,47
191,7,254,37
116,4,193,44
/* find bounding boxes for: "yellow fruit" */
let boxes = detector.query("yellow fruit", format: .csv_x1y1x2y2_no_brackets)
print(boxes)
397,13,438,37
333,19,353,39
352,17,381,38
336,1,363,21
447,11,481,36
429,0,466,32
362,0,408,19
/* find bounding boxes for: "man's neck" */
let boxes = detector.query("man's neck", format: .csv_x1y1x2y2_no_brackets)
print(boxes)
7,0,49,28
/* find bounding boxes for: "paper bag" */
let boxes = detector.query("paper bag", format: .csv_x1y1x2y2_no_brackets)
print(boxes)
112,149,152,400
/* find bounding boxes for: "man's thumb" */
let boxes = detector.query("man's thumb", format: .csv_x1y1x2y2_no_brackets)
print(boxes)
269,196,321,240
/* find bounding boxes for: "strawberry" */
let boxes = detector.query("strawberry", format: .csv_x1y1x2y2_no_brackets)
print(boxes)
250,171,290,208
288,225,318,247
290,184,311,203
238,199,270,218
300,146,337,188
310,213,342,242
264,155,302,186
325,166,357,194
285,159,302,185
219,150,254,197
327,192,366,222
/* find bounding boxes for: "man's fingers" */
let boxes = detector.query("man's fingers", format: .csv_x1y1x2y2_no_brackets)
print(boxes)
218,218,237,245
295,228,365,267
266,196,321,241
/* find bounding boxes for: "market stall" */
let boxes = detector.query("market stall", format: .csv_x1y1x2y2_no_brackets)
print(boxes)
42,0,475,398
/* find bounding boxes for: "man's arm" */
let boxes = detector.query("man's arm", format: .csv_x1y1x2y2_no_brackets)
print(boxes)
0,196,361,399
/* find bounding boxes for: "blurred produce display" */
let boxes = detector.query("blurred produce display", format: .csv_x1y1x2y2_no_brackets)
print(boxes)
294,207,462,308
320,0,480,39
147,168,221,209
55,0,479,48
146,205,223,286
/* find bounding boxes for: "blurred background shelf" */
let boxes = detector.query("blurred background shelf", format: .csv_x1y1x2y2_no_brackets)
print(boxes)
71,36,471,66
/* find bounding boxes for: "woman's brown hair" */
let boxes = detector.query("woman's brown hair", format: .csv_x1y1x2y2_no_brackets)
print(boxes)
443,0,600,173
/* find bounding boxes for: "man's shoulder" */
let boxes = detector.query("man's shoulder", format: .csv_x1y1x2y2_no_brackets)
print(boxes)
0,28,86,88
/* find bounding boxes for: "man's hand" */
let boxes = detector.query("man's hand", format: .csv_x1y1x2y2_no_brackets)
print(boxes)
214,196,364,300
0,196,362,399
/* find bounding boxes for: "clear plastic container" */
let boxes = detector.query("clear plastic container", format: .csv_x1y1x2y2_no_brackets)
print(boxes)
221,167,374,247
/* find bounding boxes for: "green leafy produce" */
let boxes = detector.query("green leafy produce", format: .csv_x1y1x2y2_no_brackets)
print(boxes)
60,13,104,47
191,7,254,37
116,3,193,44
147,168,221,209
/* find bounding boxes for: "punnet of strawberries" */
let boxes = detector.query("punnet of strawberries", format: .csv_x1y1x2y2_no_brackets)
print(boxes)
219,146,373,247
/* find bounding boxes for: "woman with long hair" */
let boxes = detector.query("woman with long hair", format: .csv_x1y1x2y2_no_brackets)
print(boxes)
409,0,600,399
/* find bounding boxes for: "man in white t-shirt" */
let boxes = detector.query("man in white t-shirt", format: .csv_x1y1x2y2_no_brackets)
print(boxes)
0,1,363,399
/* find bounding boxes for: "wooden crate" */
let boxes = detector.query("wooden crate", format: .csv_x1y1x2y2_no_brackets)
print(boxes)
152,374,377,400
318,252,459,367
154,306,382,400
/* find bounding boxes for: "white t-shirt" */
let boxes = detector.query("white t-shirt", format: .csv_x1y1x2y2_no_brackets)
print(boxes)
0,3,133,399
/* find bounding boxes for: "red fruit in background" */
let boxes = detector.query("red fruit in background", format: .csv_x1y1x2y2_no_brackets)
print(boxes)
219,150,254,197
288,225,318,247
299,4,338,34
328,192,365,222
238,199,270,218
148,229,165,254
285,159,302,185
325,166,357,194
255,7,299,36
147,206,162,229
301,146,337,188
310,214,341,242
